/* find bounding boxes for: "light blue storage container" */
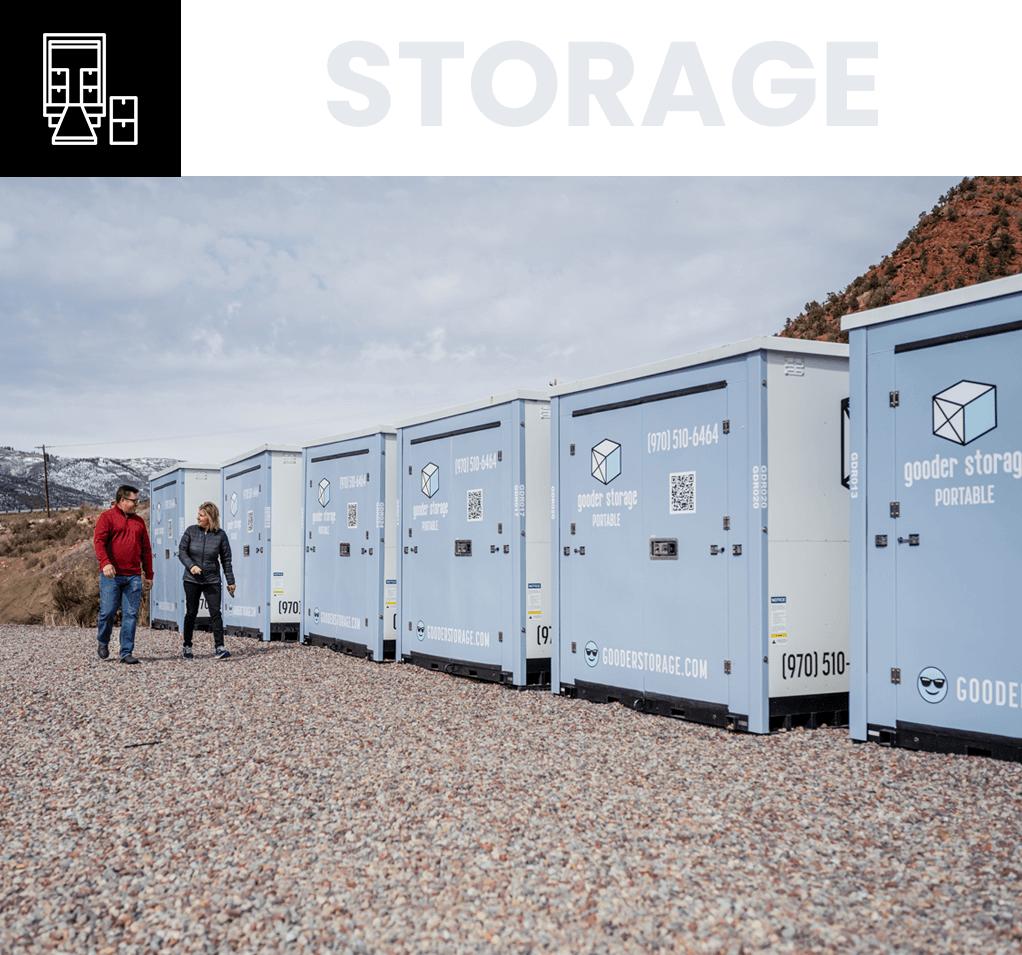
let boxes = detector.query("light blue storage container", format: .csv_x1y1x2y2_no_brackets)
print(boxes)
844,273,1022,761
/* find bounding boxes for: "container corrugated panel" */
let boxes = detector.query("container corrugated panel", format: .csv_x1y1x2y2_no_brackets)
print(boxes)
148,464,222,633
844,273,1022,761
551,337,849,734
221,445,303,642
396,391,551,687
301,428,397,662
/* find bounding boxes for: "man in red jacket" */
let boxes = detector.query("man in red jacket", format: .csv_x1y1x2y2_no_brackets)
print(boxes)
93,485,154,664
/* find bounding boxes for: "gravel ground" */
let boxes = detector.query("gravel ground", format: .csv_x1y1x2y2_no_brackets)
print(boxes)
2,624,1021,955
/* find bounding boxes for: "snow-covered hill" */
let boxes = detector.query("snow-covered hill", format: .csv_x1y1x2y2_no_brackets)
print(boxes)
0,447,179,512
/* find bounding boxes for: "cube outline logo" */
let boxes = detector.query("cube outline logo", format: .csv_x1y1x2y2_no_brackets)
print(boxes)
421,462,440,498
591,438,621,485
230,491,238,516
318,478,330,507
932,380,997,446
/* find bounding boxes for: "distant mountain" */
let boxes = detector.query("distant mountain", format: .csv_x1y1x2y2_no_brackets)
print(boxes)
0,447,179,512
779,176,1022,342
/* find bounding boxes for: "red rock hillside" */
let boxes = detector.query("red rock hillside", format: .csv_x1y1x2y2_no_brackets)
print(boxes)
779,176,1022,343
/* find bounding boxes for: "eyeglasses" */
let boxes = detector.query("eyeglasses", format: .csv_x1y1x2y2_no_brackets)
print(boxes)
124,498,140,504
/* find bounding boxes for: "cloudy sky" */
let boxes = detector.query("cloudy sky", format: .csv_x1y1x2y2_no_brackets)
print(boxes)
0,176,962,462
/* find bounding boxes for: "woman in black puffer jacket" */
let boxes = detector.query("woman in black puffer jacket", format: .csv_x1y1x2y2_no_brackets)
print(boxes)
178,501,236,660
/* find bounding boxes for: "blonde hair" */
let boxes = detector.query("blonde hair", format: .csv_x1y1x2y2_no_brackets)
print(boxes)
199,501,221,532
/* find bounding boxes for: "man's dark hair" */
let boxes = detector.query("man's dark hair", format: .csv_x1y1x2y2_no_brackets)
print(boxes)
115,485,140,503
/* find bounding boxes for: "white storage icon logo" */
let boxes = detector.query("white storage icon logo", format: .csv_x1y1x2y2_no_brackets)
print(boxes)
318,478,330,507
932,380,996,446
591,439,621,485
421,462,439,498
230,492,238,516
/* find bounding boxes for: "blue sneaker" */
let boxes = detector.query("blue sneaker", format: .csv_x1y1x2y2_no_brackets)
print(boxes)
215,646,231,660
183,647,193,659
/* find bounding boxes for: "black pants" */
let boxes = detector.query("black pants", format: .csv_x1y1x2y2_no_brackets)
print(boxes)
183,580,224,647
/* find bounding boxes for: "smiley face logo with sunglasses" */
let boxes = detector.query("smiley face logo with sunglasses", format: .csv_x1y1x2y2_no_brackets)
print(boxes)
917,666,948,703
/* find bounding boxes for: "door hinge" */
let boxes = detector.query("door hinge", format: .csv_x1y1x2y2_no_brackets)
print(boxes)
890,390,899,408
724,659,731,674
875,535,888,547
723,516,730,530
891,667,901,684
722,419,730,434
890,502,900,518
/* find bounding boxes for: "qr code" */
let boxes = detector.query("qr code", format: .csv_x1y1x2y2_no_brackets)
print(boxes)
347,503,358,528
669,471,696,514
467,489,483,522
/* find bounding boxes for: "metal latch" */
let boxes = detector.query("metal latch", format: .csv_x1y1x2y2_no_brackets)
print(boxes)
898,535,920,546
890,391,899,407
650,538,678,559
503,544,509,553
875,535,888,547
890,502,900,518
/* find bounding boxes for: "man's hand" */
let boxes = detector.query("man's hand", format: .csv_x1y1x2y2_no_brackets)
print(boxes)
228,584,236,596
102,564,115,579
190,565,201,575
144,578,153,591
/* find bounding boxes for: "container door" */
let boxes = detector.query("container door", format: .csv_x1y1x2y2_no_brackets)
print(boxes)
892,330,1022,736
149,480,176,626
305,447,370,647
565,406,646,697
641,386,731,708
404,415,506,669
224,462,267,638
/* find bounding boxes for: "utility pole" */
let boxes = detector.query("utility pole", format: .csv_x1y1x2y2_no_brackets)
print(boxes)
36,445,51,517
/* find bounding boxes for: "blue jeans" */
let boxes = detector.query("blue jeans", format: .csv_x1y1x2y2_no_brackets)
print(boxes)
98,574,143,659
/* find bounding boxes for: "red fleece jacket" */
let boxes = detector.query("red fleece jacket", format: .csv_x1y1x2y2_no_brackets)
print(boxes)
93,506,153,579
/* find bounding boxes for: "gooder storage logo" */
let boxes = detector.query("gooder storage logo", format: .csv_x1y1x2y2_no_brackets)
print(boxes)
326,41,878,128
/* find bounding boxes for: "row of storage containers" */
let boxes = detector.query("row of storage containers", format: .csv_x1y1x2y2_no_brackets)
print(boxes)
150,272,1022,761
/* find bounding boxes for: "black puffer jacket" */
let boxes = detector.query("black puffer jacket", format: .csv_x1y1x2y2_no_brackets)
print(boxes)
178,526,235,586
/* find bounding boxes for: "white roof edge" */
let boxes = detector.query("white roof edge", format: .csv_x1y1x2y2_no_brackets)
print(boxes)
550,337,847,398
395,390,550,429
219,444,303,469
841,273,1022,332
303,425,396,450
148,462,221,482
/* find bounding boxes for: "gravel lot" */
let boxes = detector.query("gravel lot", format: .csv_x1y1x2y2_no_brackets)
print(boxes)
2,624,1021,955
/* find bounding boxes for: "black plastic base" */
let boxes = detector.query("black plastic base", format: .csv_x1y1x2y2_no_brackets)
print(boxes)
769,692,849,731
152,619,212,633
867,721,1022,763
406,651,516,686
227,624,300,642
306,632,395,662
569,680,744,731
563,684,849,733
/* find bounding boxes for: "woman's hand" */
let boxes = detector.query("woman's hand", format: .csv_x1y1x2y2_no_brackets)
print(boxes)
228,584,236,596
190,565,201,575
